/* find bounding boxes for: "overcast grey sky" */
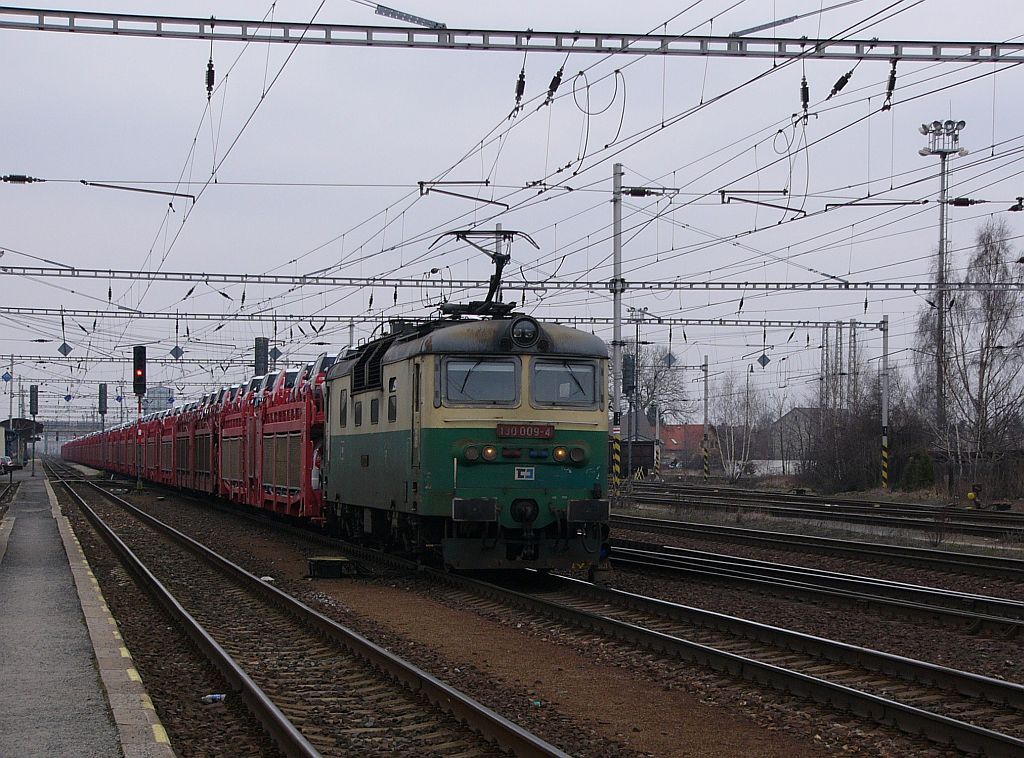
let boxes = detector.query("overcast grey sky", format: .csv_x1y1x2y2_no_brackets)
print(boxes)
2,0,1022,419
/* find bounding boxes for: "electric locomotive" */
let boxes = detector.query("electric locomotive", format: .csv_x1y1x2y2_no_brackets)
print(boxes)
321,313,611,570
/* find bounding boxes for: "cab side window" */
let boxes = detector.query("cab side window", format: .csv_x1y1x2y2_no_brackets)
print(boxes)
338,390,348,427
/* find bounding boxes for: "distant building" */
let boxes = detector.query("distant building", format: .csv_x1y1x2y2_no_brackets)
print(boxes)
142,385,175,414
660,423,718,462
768,407,822,471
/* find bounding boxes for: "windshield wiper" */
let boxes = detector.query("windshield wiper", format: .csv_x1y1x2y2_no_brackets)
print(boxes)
459,359,484,395
563,361,587,398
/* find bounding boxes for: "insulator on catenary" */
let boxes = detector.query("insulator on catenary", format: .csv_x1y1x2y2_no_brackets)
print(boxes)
548,67,563,95
827,71,852,100
542,66,564,106
800,75,809,113
508,68,527,119
206,58,215,99
882,60,898,111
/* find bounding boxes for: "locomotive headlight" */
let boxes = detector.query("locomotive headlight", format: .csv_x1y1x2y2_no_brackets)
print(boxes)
482,445,499,461
552,446,569,462
510,317,539,347
569,447,586,463
464,446,480,461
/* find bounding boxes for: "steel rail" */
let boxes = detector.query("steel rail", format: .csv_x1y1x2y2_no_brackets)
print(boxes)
45,462,320,758
630,491,1024,539
53,464,568,758
628,491,1024,528
611,540,1024,635
612,514,1024,579
634,482,1024,527
637,481,991,512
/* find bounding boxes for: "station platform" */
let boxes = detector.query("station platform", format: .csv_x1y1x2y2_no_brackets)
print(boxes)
0,465,173,757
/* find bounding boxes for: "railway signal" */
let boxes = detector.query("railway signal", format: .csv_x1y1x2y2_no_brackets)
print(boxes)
29,383,38,476
622,353,636,396
133,346,146,396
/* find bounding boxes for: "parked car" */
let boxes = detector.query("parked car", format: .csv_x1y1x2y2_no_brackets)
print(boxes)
0,456,12,473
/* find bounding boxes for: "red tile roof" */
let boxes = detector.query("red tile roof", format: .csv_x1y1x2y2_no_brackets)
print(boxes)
660,424,709,453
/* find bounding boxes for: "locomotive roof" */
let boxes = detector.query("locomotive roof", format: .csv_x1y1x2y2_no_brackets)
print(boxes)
326,316,606,383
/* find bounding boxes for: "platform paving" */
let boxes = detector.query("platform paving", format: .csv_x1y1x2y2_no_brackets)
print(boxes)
0,465,173,757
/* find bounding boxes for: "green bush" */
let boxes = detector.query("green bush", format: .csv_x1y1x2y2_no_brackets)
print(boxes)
899,450,935,491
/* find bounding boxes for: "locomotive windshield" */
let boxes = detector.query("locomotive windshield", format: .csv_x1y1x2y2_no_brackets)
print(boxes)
532,360,598,406
443,357,518,405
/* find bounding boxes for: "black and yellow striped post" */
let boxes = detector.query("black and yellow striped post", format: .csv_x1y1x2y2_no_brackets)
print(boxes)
654,442,661,479
612,434,622,486
881,428,890,490
702,440,710,482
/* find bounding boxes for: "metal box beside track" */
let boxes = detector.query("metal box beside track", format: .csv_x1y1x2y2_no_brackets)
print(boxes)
308,556,357,578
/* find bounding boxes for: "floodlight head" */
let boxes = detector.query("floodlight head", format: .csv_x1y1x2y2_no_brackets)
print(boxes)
956,120,966,130
918,147,933,157
931,120,942,130
944,119,956,132
919,124,929,135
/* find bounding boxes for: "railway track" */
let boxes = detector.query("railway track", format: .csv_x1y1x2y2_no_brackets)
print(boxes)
435,571,1024,755
642,481,1018,513
630,482,1024,540
246,527,1024,755
0,479,17,519
610,538,1024,636
613,513,1024,580
46,461,565,758
62,464,1024,754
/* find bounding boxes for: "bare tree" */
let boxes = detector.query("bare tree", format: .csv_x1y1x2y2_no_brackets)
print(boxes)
914,218,1024,493
712,369,764,482
944,219,1024,490
634,345,693,423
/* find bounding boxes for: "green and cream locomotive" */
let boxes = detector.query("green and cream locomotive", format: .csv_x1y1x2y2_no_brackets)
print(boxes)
322,314,610,570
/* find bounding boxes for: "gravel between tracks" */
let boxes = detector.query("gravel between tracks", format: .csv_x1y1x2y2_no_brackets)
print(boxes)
97,482,972,757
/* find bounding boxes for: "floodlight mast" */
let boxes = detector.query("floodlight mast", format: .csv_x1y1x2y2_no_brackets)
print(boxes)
919,118,967,470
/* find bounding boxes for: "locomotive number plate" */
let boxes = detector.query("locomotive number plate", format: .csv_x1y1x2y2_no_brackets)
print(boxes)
496,423,554,439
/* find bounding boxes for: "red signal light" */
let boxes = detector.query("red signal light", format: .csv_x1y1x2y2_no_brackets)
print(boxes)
133,346,147,395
